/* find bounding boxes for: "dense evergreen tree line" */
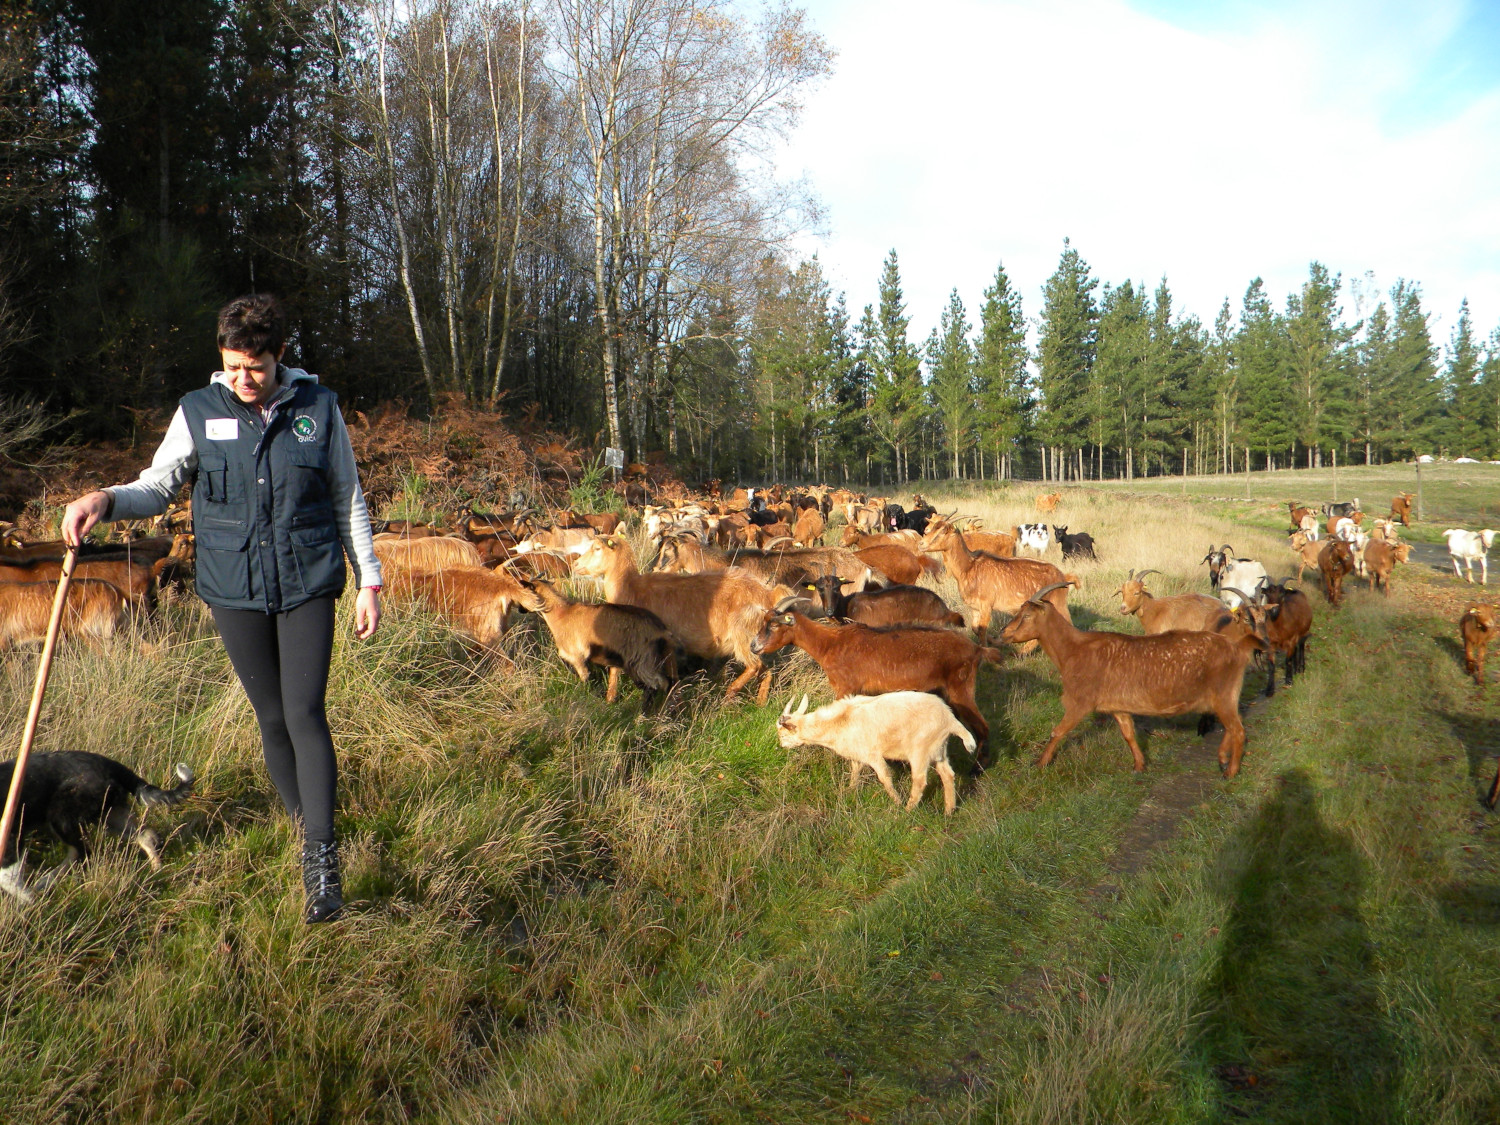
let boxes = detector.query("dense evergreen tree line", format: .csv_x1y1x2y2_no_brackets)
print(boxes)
2,0,1494,481
744,244,1500,485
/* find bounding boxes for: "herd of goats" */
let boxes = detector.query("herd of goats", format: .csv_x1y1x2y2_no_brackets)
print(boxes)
3,482,1500,816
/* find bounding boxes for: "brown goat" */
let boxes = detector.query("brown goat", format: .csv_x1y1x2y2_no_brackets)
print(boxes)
999,583,1267,778
854,543,939,586
807,574,965,629
749,610,1002,763
1390,492,1414,526
838,527,924,551
1115,569,1228,634
1240,582,1313,696
0,579,129,651
0,555,159,610
1362,539,1410,594
1461,604,1497,689
919,522,1072,645
393,567,542,658
574,535,784,704
1035,492,1062,513
523,579,677,708
1287,502,1313,532
918,515,1015,558
792,507,826,546
1318,539,1355,606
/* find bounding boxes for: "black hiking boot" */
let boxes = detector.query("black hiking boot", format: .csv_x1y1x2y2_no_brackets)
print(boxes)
302,840,344,924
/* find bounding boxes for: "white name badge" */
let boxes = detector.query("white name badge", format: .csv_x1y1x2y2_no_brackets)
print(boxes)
205,418,239,441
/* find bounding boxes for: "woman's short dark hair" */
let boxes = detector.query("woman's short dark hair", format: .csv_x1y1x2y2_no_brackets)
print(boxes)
217,294,287,357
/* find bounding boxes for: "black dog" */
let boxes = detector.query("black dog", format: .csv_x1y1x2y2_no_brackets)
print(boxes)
0,751,194,904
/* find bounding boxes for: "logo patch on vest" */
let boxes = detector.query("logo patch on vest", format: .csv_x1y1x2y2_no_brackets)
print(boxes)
292,415,318,442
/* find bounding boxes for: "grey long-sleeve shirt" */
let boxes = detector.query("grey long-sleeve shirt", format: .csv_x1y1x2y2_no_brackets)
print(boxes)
106,368,383,589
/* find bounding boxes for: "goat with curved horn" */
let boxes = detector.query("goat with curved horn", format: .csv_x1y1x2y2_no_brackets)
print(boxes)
1026,581,1074,606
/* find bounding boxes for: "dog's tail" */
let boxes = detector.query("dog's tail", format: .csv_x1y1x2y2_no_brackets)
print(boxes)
137,763,194,807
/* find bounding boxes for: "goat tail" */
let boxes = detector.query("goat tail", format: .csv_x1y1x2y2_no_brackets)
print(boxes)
979,646,1006,666
137,763,195,806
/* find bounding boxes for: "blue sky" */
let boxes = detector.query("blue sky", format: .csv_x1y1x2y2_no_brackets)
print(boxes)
773,0,1500,352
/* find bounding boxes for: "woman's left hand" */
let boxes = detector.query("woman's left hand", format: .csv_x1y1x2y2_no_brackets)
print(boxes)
355,587,381,639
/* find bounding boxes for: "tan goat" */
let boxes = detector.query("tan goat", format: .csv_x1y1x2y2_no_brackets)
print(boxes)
374,536,484,576
775,692,971,815
919,522,1073,645
1115,569,1229,633
524,579,677,708
0,579,128,651
393,568,542,657
574,535,785,704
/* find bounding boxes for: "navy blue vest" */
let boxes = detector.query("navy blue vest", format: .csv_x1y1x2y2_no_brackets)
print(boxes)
180,376,347,612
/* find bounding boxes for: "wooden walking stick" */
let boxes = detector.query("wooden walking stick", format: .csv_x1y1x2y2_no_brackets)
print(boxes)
0,546,79,854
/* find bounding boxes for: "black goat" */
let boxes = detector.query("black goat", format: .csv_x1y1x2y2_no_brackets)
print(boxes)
1053,525,1096,561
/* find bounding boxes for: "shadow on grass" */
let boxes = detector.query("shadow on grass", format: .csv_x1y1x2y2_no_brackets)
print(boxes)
1196,768,1401,1121
1435,711,1500,796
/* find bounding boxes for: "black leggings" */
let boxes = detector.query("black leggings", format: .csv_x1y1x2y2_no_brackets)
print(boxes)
211,596,338,844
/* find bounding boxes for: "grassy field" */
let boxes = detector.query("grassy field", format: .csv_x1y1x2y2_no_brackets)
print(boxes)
4,482,1500,1122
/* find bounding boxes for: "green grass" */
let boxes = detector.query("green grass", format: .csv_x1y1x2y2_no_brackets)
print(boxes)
4,487,1500,1122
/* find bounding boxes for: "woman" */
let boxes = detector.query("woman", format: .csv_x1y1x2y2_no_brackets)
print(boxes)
62,294,383,924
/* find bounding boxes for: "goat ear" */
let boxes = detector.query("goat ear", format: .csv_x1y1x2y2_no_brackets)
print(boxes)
797,694,809,715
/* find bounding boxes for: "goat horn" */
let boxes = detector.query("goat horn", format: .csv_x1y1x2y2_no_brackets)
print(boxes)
1126,568,1136,580
782,697,793,717
764,536,793,548
797,694,809,716
1221,544,1235,556
1136,569,1161,581
1220,586,1253,602
1026,581,1073,606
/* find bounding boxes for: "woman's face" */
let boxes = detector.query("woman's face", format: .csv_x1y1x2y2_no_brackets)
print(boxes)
222,346,284,406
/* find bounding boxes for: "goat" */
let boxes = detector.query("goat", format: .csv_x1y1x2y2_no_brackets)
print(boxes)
514,526,596,558
854,543,940,586
1323,499,1359,520
1460,604,1498,688
1318,538,1355,606
1445,529,1497,584
575,535,784,704
373,535,484,576
750,610,1001,763
0,555,160,610
775,692,970,815
1053,526,1097,561
1287,502,1313,533
393,567,543,658
919,522,1073,645
656,537,866,590
1239,582,1312,696
999,583,1266,778
0,579,129,651
807,573,965,629
523,578,677,709
1362,539,1409,594
1202,544,1268,608
1035,492,1062,513
1389,492,1414,527
1016,523,1052,555
1298,513,1320,540
1116,569,1228,634
920,515,1014,558
838,527,924,551
1289,533,1324,583
1332,516,1358,542
792,507,826,546
1370,518,1399,543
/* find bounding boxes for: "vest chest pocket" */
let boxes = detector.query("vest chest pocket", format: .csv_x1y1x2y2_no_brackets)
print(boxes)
198,452,244,504
285,443,331,509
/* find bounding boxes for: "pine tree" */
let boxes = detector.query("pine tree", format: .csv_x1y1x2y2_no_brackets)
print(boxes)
1094,281,1146,477
1444,299,1483,457
973,261,1030,478
1380,280,1439,459
1036,239,1097,478
1237,278,1292,468
866,250,924,483
927,288,975,479
1285,262,1353,467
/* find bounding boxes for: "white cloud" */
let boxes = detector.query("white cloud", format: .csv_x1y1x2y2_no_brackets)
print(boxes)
774,0,1500,347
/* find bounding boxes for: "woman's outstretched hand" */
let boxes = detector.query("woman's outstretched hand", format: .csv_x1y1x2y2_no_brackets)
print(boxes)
61,491,110,548
355,586,381,639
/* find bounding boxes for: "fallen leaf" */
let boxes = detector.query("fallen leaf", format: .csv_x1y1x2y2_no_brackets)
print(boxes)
930,970,944,981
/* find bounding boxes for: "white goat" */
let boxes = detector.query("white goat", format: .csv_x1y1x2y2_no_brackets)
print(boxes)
775,692,972,815
1298,513,1320,541
1446,529,1498,584
1334,517,1359,542
1218,557,1269,609
514,527,596,557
